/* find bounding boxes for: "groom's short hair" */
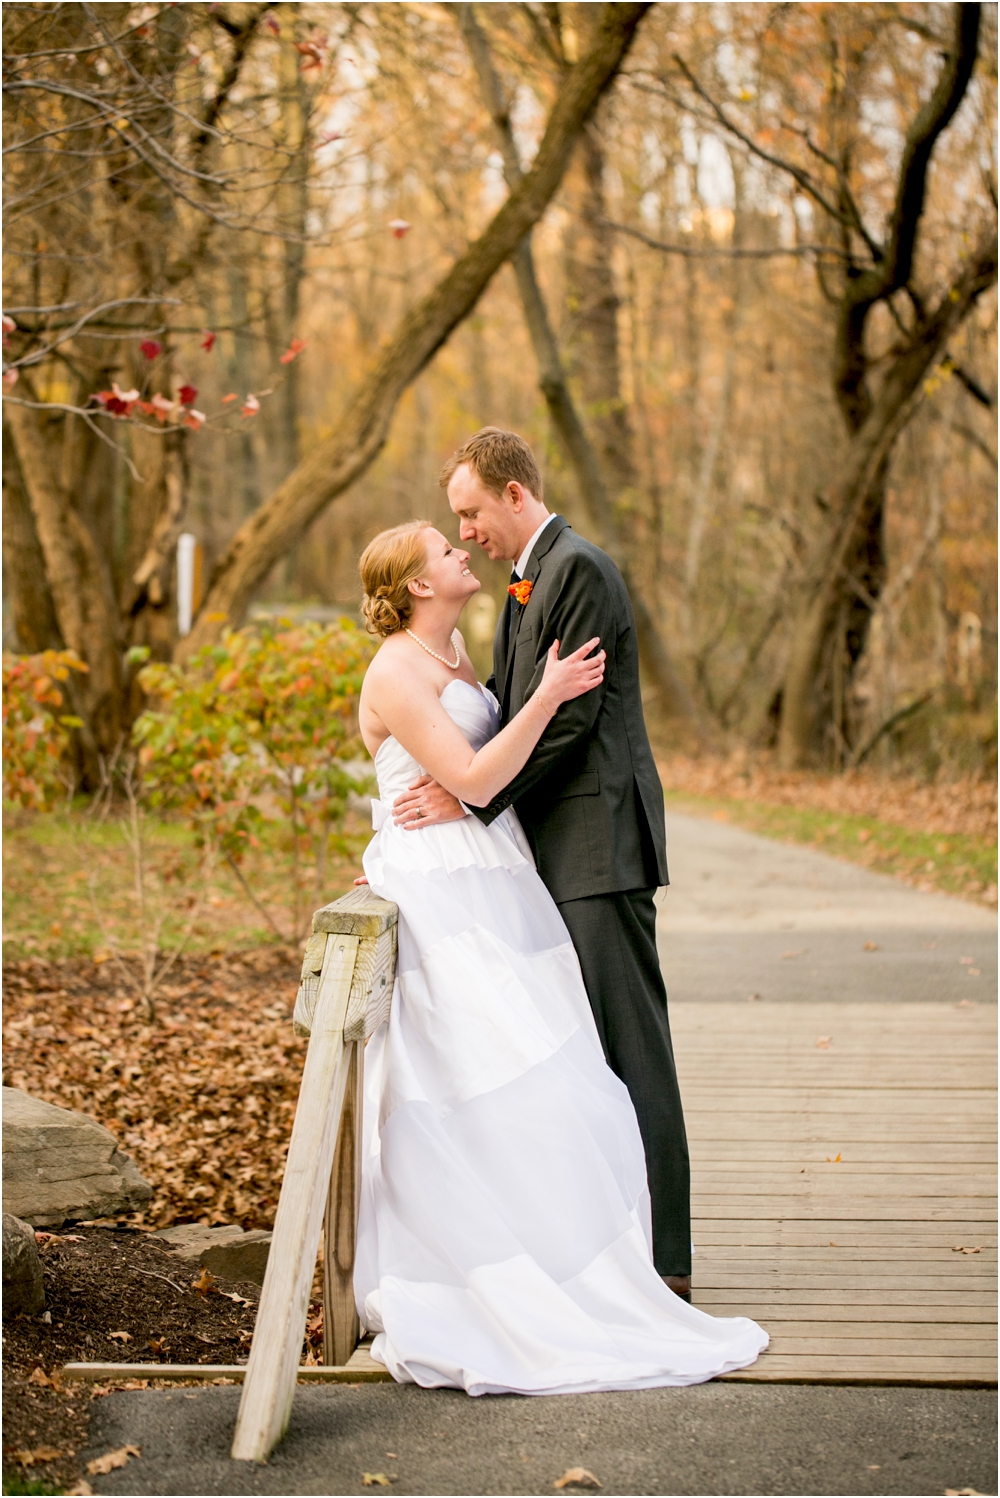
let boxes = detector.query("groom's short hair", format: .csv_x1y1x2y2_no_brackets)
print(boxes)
440,427,543,501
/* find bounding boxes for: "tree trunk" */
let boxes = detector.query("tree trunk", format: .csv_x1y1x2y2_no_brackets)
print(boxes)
5,398,124,759
2,414,62,653
457,2,697,723
179,2,651,658
777,232,997,767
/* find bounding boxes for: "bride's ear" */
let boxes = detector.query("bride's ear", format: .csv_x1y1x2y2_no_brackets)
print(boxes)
408,577,434,598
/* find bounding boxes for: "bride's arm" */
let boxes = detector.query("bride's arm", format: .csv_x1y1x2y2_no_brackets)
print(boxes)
368,640,604,808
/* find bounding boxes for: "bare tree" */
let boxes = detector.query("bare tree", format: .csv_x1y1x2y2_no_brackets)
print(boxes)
669,3,996,765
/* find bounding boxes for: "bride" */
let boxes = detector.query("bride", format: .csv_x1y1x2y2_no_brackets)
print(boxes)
354,519,767,1395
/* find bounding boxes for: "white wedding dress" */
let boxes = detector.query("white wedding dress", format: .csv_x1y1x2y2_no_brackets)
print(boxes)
356,679,767,1395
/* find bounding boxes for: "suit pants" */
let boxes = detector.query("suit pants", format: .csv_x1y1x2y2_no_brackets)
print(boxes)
557,887,691,1278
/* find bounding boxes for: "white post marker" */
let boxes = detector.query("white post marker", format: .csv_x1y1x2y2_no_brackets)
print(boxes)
231,886,397,1463
176,532,197,637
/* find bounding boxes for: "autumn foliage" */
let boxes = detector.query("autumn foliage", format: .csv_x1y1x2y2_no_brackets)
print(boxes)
134,620,375,937
2,649,88,810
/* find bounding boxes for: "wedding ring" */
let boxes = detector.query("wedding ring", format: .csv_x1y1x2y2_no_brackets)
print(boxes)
416,806,425,819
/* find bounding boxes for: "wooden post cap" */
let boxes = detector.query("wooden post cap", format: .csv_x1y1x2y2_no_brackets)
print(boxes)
312,885,397,938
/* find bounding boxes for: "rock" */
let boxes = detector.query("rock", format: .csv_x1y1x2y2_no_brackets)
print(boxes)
154,1224,272,1286
2,1087,152,1228
3,1213,45,1317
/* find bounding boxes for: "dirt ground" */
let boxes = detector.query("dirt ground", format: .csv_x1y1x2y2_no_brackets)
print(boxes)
1,1223,330,1495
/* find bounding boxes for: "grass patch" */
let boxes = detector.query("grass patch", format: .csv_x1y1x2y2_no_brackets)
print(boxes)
2,804,369,961
662,788,997,905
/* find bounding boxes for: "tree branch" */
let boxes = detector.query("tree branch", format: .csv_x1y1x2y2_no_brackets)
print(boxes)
179,2,652,657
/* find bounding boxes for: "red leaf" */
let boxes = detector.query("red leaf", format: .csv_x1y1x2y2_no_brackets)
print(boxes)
183,409,206,430
388,219,411,239
178,384,198,406
265,13,280,34
278,338,306,365
139,339,162,361
241,393,260,418
200,330,216,352
220,392,238,403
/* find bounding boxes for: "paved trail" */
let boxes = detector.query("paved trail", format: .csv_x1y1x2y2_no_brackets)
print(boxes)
83,817,998,1496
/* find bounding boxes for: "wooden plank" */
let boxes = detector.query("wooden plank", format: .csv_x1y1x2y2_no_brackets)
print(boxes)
694,1246,996,1262
63,1348,392,1385
695,1289,997,1306
231,933,359,1463
688,1201,997,1219
703,1305,996,1324
762,1323,996,1343
324,1040,363,1369
693,1274,996,1290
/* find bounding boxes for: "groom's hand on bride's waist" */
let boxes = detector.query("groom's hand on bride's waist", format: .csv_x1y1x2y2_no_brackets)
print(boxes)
393,775,467,830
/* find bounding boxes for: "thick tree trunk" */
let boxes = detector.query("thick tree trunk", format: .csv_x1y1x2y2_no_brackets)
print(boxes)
457,2,697,724
5,399,124,757
2,415,62,653
179,2,651,658
777,232,997,767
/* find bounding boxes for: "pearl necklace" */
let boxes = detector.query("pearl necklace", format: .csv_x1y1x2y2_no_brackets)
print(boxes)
405,627,460,668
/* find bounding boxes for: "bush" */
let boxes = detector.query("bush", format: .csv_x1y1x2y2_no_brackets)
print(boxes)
134,619,376,938
2,649,88,810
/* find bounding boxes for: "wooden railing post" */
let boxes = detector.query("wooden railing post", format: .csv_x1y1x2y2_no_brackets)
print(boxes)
324,1039,364,1368
231,887,396,1464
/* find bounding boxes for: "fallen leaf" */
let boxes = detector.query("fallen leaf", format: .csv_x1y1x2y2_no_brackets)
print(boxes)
554,1470,602,1490
825,1154,842,1163
86,1445,141,1476
12,1446,63,1466
219,1290,252,1306
863,940,880,951
747,992,762,1001
815,1036,832,1049
780,948,804,959
65,1483,93,1496
107,1330,132,1342
951,1246,984,1254
192,1266,217,1296
866,1465,880,1471
265,13,280,34
944,1489,986,1496
968,968,981,976
386,1452,398,1459
362,1474,391,1486
959,956,974,964
27,1366,54,1386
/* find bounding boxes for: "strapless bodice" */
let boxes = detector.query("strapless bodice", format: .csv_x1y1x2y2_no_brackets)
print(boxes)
372,679,500,810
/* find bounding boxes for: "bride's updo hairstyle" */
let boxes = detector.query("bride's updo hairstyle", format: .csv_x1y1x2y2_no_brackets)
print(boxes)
359,520,434,637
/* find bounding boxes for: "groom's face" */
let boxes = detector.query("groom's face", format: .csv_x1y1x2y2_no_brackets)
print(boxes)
447,463,522,562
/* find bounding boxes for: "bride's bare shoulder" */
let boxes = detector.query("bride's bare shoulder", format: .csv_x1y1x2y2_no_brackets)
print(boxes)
363,634,433,696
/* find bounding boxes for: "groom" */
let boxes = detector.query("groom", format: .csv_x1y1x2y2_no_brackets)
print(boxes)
391,427,692,1298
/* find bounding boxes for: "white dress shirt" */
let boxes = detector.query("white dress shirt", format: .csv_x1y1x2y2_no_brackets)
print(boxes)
513,513,556,578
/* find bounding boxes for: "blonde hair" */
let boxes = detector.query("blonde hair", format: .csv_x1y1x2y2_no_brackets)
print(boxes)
359,520,433,637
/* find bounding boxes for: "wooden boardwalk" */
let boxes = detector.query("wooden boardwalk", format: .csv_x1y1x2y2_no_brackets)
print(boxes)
672,999,997,1385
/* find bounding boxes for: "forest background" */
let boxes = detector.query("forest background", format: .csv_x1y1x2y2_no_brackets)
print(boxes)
1,2,997,1226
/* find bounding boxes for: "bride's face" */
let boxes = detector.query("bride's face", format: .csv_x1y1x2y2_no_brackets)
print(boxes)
411,529,481,605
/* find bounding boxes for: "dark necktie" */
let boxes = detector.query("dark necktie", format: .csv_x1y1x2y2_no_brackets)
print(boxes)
506,569,520,653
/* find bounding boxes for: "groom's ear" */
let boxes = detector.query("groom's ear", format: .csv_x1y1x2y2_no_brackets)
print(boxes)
507,481,525,513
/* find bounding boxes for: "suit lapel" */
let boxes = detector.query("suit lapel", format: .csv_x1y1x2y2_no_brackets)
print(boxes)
500,516,570,717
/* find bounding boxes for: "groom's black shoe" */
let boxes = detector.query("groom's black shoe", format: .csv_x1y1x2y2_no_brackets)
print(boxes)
662,1274,692,1303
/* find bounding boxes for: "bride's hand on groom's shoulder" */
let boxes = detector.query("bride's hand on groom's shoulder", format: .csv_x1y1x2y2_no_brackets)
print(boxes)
393,774,466,830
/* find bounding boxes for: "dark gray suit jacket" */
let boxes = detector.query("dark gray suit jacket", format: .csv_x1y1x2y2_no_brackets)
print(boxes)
471,516,668,904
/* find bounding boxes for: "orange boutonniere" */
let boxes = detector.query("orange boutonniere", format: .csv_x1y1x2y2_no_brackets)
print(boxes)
508,578,533,607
